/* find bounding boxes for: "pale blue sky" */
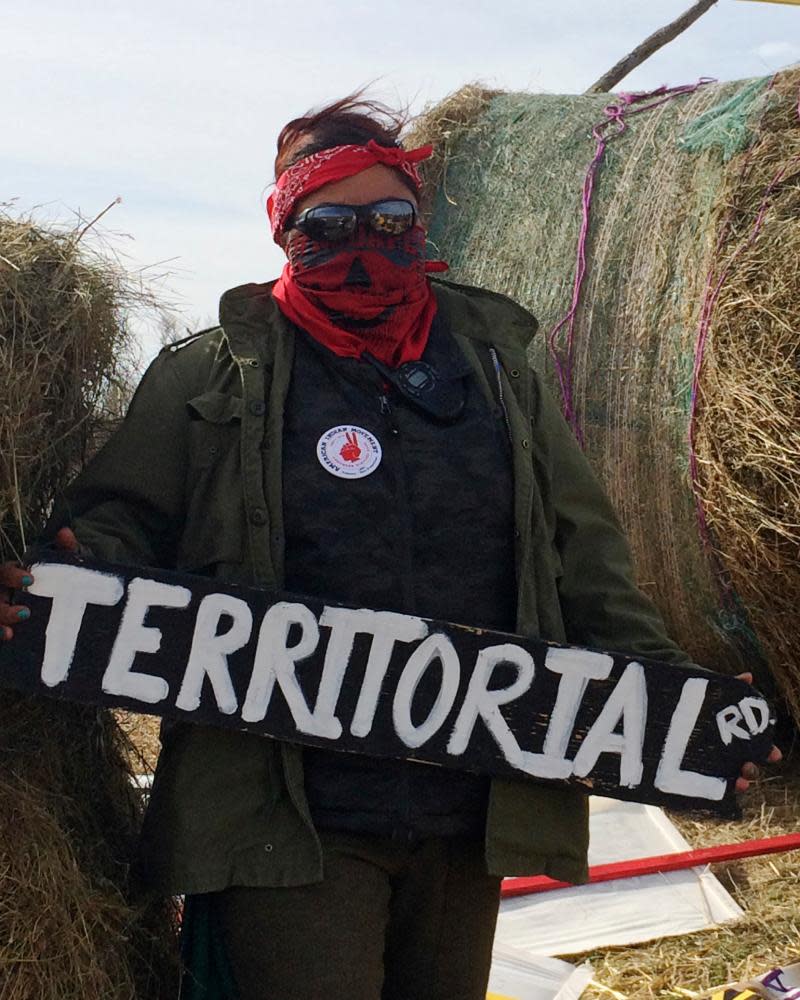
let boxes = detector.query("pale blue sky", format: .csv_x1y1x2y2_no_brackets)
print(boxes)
4,0,799,363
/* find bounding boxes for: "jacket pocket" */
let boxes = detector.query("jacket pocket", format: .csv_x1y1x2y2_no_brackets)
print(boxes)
178,391,246,572
186,391,244,468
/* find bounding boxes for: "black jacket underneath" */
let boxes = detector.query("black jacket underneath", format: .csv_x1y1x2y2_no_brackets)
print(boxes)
282,319,517,840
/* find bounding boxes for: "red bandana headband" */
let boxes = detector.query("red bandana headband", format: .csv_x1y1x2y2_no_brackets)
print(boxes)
267,139,433,242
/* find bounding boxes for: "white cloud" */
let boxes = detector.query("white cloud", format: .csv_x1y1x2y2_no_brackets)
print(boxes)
754,40,800,63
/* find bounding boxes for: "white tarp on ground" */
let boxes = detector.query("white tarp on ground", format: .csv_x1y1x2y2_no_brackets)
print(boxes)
488,942,593,1000
495,796,743,959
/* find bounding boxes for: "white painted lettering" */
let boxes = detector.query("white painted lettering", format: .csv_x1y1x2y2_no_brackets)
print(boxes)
312,607,384,740
176,593,253,714
572,662,647,788
447,643,534,768
241,601,321,729
716,704,748,746
28,562,124,687
655,677,726,800
519,648,614,780
739,696,770,736
102,578,191,703
349,612,429,737
716,695,771,746
392,633,461,749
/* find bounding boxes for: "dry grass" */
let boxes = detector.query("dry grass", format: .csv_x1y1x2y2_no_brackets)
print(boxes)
115,711,163,774
0,695,181,1000
404,83,500,221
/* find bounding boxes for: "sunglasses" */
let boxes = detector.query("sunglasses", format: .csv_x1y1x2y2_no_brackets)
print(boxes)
289,199,417,242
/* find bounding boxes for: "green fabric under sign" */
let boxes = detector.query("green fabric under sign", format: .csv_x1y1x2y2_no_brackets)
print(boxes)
181,896,239,1000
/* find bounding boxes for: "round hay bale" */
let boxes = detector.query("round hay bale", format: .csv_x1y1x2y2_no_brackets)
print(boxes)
0,211,179,998
409,69,800,721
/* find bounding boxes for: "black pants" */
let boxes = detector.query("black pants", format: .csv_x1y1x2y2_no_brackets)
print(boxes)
215,830,502,1000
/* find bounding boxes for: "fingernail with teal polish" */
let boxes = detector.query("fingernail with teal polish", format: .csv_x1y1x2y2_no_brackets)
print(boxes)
21,575,33,587
16,609,30,621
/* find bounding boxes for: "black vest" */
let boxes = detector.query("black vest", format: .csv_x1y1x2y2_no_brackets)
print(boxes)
282,317,516,840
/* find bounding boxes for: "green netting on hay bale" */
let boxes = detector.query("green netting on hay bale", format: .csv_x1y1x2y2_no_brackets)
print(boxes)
413,69,800,720
0,213,180,998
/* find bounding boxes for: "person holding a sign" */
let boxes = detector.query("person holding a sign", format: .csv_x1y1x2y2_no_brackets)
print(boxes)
0,93,780,1000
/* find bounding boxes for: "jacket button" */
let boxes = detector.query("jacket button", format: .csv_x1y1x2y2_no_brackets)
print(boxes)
510,369,521,378
250,400,266,416
521,438,530,449
250,508,268,526
264,843,273,853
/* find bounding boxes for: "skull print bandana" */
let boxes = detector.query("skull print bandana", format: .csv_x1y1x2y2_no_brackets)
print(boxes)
272,223,441,367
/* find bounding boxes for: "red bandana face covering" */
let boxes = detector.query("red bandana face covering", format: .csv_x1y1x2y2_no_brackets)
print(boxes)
268,141,447,368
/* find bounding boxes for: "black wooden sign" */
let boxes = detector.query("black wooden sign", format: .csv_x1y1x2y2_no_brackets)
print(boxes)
0,554,776,816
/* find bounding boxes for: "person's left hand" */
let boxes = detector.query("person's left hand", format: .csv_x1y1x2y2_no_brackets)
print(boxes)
0,527,81,641
734,672,783,793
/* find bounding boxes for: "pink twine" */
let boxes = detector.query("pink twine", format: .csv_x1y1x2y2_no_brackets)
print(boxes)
547,79,715,446
688,78,800,561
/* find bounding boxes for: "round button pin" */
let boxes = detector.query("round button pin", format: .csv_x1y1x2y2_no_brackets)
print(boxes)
317,425,382,479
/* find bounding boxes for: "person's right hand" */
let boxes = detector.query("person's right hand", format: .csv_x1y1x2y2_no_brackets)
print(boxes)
0,527,80,641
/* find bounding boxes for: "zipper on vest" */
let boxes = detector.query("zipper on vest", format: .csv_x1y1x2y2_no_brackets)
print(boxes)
489,346,513,444
379,392,399,435
377,388,414,613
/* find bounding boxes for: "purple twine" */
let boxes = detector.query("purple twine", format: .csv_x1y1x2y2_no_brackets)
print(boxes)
547,78,715,446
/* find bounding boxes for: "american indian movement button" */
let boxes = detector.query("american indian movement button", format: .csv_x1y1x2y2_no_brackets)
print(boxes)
316,425,382,479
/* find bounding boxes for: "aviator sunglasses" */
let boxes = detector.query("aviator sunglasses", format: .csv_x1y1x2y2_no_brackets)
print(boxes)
289,198,417,242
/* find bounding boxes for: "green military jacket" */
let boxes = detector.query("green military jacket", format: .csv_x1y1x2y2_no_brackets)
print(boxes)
53,277,692,896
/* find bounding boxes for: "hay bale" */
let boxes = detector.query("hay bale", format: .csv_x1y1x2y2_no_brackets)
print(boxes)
0,210,138,559
0,210,179,998
409,69,800,721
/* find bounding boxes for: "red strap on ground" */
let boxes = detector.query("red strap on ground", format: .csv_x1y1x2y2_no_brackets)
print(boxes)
502,832,800,897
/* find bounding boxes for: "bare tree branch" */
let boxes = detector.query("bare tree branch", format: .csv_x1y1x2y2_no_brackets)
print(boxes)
586,0,719,95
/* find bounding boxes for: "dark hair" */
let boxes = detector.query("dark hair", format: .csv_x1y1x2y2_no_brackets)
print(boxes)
274,91,415,192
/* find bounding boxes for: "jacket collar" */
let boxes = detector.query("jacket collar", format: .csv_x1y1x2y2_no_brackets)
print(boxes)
430,277,538,354
218,279,289,365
